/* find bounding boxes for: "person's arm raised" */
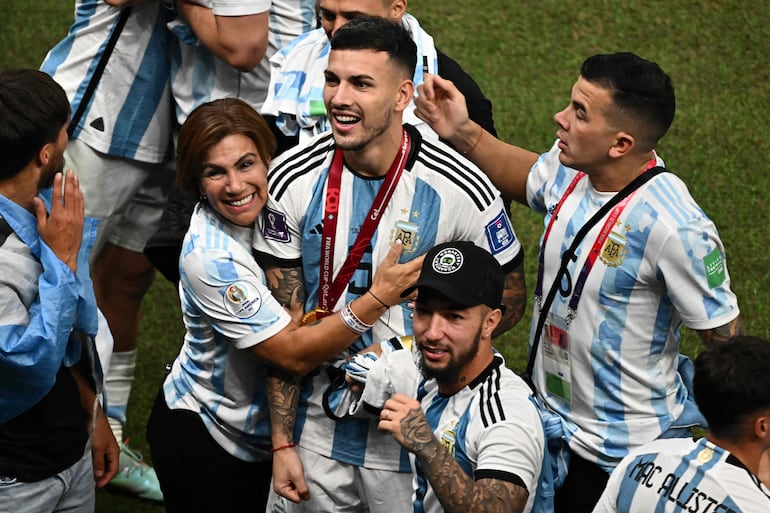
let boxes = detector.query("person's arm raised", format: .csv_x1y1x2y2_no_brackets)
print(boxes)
415,74,538,206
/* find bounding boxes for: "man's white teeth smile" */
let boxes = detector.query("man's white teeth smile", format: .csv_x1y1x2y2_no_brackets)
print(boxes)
228,194,253,206
335,114,359,124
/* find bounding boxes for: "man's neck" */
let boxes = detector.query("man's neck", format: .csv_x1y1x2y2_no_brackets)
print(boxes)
436,352,495,396
343,127,406,178
0,166,39,212
587,152,655,192
707,434,764,476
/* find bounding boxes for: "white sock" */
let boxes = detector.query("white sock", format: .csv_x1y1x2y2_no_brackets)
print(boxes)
104,349,137,443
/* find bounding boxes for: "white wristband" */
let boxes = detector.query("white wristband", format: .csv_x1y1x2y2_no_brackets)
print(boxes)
339,302,373,335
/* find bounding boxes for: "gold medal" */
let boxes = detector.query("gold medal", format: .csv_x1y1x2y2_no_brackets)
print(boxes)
301,308,332,326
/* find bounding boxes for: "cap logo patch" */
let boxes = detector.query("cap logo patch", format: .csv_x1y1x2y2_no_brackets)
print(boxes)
224,281,262,318
432,247,463,274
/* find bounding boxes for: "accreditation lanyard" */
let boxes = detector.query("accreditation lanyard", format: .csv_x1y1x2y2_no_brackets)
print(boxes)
311,129,410,320
534,159,656,317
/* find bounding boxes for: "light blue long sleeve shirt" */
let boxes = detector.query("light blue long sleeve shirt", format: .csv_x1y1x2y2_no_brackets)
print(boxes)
0,191,99,423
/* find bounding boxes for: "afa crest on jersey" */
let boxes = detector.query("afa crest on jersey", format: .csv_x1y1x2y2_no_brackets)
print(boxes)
440,428,457,456
601,230,629,267
390,220,420,254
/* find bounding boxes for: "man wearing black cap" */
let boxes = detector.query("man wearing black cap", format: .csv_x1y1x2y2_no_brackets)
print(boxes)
377,241,544,513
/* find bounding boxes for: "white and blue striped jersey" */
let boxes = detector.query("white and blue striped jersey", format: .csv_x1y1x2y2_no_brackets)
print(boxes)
168,0,316,124
415,355,544,513
162,203,291,462
526,142,740,469
594,438,770,513
253,124,523,470
40,0,173,164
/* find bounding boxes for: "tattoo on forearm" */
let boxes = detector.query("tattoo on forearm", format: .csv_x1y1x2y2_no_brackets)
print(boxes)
494,265,527,338
266,266,306,310
400,406,434,453
399,404,528,512
415,439,528,513
266,370,301,443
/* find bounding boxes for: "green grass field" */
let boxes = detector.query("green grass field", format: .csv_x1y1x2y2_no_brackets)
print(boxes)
2,1,769,511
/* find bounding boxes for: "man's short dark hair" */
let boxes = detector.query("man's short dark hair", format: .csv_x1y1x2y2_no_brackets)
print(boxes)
0,69,70,180
693,335,770,440
329,15,417,79
580,53,675,150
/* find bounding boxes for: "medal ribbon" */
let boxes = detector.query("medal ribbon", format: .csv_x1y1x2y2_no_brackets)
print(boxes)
316,129,410,315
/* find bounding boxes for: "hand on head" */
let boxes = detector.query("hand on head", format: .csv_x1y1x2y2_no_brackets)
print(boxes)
414,73,472,144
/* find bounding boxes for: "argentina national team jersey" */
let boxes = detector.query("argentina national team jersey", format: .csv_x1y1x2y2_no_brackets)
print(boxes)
168,0,316,124
594,438,770,512
253,124,523,470
415,355,544,513
526,142,740,469
163,204,291,462
40,0,173,163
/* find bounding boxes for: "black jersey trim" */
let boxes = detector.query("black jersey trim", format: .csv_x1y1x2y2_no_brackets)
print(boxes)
474,469,528,491
267,132,335,200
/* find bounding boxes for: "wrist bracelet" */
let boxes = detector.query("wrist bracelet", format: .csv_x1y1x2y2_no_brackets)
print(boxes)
340,301,374,335
367,290,389,309
462,124,483,155
271,443,297,453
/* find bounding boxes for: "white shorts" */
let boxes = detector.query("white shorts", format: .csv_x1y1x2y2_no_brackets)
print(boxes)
65,139,174,256
266,445,413,513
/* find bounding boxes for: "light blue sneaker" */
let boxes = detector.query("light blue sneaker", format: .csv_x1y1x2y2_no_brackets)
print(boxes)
107,441,164,503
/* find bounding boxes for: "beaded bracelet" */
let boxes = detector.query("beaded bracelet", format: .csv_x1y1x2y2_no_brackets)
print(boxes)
271,443,297,453
340,301,373,335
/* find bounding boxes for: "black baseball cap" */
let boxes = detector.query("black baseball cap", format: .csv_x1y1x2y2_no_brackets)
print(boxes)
408,241,504,310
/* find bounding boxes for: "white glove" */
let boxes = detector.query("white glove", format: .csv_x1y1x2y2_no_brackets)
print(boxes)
344,352,379,384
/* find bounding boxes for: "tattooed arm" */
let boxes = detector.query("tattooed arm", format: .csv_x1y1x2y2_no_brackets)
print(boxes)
264,264,309,502
264,265,306,324
379,393,529,513
493,260,527,339
696,315,745,347
267,366,309,503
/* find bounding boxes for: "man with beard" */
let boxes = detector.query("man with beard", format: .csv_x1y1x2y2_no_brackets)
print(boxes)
375,241,544,513
253,16,526,513
0,69,119,512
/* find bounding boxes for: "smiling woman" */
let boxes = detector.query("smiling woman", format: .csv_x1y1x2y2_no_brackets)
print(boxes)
198,134,269,227
144,98,423,513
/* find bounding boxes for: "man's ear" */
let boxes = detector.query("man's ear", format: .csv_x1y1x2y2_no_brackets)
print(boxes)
394,79,415,114
608,131,635,159
389,0,408,20
37,142,54,167
754,410,770,442
482,308,502,339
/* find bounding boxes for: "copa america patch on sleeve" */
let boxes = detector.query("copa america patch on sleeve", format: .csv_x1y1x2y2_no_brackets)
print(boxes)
485,210,516,254
261,206,290,242
223,281,262,318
